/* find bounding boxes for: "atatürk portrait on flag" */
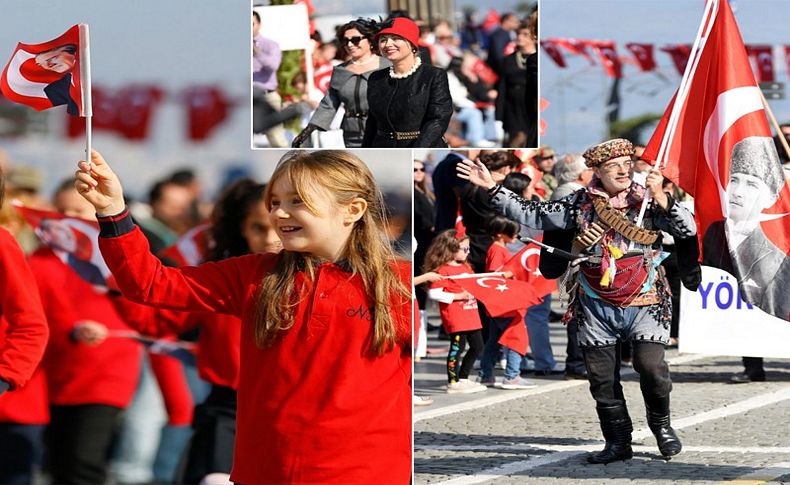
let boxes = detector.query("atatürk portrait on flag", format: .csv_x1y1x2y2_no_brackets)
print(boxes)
703,136,790,320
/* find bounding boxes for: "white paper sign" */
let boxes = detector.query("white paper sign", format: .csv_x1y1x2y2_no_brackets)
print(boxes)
254,5,310,51
679,265,790,358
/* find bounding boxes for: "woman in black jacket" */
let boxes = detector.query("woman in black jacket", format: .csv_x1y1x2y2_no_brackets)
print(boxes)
496,15,537,148
362,17,453,148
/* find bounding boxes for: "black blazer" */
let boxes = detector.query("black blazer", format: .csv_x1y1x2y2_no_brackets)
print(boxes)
362,63,453,148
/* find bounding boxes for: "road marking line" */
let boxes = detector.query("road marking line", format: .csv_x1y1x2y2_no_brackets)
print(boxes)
415,353,709,422
424,385,790,485
717,461,790,485
634,386,790,440
417,444,790,454
432,451,581,485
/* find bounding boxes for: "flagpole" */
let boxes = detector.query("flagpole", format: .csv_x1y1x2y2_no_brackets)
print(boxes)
79,24,92,163
759,90,790,162
655,0,718,168
518,236,577,261
445,272,507,280
631,0,718,250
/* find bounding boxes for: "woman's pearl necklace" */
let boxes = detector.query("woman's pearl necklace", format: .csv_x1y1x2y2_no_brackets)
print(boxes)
389,56,421,79
351,55,376,66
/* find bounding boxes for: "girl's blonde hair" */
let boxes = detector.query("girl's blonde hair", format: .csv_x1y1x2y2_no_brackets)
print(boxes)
422,229,468,274
256,150,410,355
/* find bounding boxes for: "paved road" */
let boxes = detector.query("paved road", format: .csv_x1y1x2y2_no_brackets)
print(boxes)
415,308,790,484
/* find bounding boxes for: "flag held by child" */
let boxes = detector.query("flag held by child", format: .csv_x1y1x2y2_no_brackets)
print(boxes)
502,242,558,298
1,24,87,116
454,275,540,317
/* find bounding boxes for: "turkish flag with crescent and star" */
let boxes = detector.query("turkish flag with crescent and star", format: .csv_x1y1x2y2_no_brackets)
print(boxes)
453,275,541,355
501,243,558,299
625,43,657,72
453,275,541,317
643,0,790,321
0,25,85,116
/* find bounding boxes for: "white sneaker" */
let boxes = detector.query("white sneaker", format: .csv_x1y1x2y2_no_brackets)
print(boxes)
498,376,538,390
447,378,488,394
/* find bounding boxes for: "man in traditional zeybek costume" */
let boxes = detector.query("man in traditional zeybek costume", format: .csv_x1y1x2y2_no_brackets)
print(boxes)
458,139,698,463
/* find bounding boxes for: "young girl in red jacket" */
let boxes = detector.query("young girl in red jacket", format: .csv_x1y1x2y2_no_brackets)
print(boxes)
0,168,50,484
80,178,281,484
423,229,487,395
75,150,412,485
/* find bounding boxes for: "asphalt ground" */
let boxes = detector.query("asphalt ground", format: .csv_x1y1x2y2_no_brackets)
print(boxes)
414,300,790,485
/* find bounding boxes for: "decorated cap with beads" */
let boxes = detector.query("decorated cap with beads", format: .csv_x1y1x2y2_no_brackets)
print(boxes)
583,139,635,168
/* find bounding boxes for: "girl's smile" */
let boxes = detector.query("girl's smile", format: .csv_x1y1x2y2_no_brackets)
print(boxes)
268,176,352,262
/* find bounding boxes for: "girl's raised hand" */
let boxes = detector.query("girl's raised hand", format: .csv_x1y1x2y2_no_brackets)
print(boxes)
75,150,126,216
456,159,496,190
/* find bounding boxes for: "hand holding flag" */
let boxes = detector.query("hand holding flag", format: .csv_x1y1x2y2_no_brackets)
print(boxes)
76,150,126,217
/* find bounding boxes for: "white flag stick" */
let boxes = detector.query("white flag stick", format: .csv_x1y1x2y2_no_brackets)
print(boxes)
655,0,719,169
79,24,92,163
760,90,790,162
631,0,719,251
445,272,507,280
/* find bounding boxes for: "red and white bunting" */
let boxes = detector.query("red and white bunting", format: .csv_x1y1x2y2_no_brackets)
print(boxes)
625,42,657,72
540,39,567,68
745,44,775,82
585,40,622,78
660,44,693,76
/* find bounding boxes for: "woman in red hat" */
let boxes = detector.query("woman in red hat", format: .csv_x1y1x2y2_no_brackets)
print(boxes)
292,18,390,148
362,16,453,148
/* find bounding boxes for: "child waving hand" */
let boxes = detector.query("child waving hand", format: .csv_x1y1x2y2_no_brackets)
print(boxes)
76,150,412,485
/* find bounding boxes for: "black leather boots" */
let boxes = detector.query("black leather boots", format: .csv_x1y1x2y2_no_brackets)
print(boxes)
587,404,634,464
645,395,682,457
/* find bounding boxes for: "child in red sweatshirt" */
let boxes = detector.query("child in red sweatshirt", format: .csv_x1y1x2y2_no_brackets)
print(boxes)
76,150,412,485
0,170,49,484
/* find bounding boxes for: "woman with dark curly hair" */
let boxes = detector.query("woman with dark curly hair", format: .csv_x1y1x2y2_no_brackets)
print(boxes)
362,17,453,148
207,179,281,262
292,18,390,148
